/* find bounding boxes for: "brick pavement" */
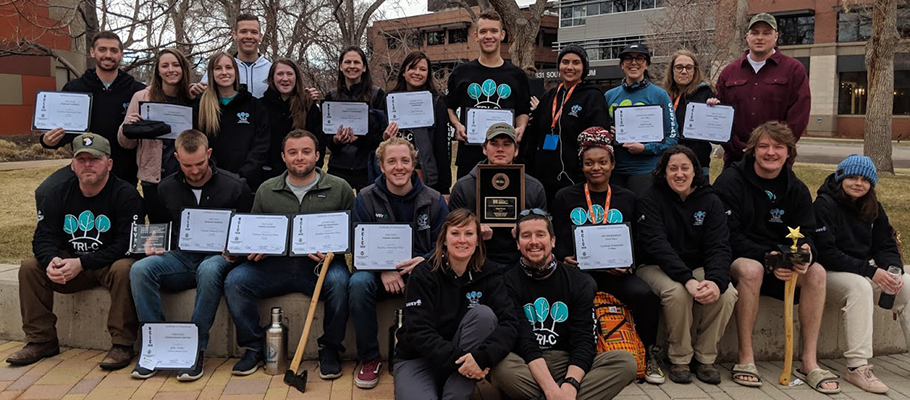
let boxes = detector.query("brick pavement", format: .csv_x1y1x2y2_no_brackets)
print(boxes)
1,341,909,399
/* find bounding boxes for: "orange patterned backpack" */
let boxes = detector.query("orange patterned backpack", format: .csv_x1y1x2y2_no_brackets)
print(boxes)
594,291,646,378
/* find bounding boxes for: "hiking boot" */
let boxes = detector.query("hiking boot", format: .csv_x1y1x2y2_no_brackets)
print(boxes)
644,345,665,385
844,365,888,394
130,363,157,379
100,345,134,370
318,346,342,380
176,352,205,382
232,350,262,376
695,362,721,385
355,357,382,389
6,341,60,366
669,364,691,384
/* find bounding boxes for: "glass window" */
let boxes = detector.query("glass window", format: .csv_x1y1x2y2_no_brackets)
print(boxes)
588,3,599,15
838,71,910,115
386,36,399,50
838,12,870,42
641,0,655,9
777,14,815,45
427,30,445,46
448,28,468,44
613,0,625,13
600,1,611,14
561,6,573,20
627,0,640,11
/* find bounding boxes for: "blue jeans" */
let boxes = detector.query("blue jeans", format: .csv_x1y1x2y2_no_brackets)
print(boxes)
348,271,403,361
224,256,350,353
129,251,233,350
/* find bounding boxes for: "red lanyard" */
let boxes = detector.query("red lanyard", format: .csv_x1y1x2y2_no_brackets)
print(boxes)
584,183,611,224
672,94,681,111
550,83,578,129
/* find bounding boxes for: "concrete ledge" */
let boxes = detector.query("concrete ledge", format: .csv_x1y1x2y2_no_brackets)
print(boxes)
0,264,906,361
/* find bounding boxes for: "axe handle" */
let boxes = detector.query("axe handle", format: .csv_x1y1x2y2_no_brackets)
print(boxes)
288,252,335,374
779,273,798,386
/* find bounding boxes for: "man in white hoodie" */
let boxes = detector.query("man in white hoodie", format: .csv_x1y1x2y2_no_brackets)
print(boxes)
191,14,271,98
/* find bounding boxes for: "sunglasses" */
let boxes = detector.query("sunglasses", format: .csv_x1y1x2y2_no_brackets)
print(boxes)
518,208,550,220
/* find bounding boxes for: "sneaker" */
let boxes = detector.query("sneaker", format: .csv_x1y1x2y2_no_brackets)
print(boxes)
100,345,135,371
645,345,666,385
130,363,157,379
844,365,888,394
318,347,342,380
6,341,60,366
232,350,261,376
355,357,382,389
177,352,205,382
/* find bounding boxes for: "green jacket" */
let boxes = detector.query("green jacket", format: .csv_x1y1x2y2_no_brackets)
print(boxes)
252,170,354,214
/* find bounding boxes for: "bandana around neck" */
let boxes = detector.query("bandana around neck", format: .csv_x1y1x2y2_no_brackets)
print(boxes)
519,256,558,280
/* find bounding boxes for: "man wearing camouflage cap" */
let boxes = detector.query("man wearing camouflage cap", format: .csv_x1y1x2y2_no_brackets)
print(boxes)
7,134,144,370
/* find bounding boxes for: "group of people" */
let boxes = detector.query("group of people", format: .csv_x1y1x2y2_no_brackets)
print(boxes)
8,8,910,400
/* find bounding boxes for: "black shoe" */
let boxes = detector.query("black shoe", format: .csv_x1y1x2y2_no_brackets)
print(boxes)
177,351,205,381
131,363,157,379
232,350,261,376
6,341,60,366
318,346,342,380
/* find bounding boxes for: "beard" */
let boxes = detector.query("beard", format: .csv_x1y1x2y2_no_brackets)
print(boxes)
288,163,316,179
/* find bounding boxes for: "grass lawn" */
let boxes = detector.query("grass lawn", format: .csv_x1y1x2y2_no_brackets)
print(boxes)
1,160,909,265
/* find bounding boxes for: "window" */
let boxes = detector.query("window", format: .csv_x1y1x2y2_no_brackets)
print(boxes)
838,71,910,115
427,30,445,46
838,8,910,42
560,0,659,24
386,36,399,50
448,28,468,44
777,14,814,45
627,0,640,11
542,32,557,47
565,36,644,61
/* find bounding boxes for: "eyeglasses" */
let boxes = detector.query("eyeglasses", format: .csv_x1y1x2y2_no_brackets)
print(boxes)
623,56,648,64
673,65,695,72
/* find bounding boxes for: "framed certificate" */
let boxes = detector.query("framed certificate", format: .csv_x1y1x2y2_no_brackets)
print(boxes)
225,214,290,256
323,101,369,135
465,108,514,145
137,322,200,371
32,91,92,133
178,208,233,253
572,223,635,270
614,105,665,143
128,222,172,255
682,102,734,143
387,91,434,129
353,223,413,270
476,164,525,228
140,102,194,140
289,211,351,256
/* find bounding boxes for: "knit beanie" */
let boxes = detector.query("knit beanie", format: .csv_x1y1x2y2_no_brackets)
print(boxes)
577,126,614,159
835,154,878,187
558,45,589,80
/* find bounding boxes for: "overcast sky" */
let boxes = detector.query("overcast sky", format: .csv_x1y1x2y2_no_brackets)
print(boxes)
377,0,538,20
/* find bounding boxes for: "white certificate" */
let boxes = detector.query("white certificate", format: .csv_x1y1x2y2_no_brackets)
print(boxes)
178,208,233,253
138,323,200,370
323,101,369,135
226,214,289,256
387,91,435,129
140,102,194,140
466,108,514,145
614,105,665,143
354,223,413,270
290,212,351,256
683,103,734,143
573,224,634,270
32,91,92,132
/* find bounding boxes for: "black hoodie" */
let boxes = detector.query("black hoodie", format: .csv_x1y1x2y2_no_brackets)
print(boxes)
43,69,145,183
523,82,609,190
550,183,637,262
204,89,270,190
396,260,518,374
713,156,816,263
324,83,387,172
674,83,716,170
637,184,731,291
813,174,903,277
260,87,325,179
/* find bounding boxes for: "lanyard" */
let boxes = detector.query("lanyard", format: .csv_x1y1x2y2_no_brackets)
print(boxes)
672,94,681,111
584,183,611,224
550,83,578,129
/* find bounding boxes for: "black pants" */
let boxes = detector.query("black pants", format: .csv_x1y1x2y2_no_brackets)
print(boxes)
330,168,370,191
589,271,660,348
140,181,170,223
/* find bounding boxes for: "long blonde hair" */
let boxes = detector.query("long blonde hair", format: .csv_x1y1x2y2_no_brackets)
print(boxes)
661,49,713,99
198,52,240,136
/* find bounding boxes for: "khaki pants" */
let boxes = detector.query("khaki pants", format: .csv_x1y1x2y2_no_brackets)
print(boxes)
636,265,737,365
825,270,910,368
19,256,139,346
490,350,637,400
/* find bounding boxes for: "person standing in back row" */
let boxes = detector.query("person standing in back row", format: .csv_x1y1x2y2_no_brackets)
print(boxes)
191,14,271,99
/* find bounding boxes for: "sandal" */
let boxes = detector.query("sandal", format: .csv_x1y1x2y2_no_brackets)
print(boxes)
794,368,841,394
695,363,721,385
669,364,691,384
732,363,762,387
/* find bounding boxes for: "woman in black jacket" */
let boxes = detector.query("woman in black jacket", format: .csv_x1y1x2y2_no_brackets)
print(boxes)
635,145,736,385
661,50,716,176
814,154,909,394
394,209,518,400
196,52,270,190
382,51,452,194
524,45,609,205
261,59,324,180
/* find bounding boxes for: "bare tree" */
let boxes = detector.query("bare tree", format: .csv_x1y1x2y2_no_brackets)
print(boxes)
484,0,550,74
331,0,388,47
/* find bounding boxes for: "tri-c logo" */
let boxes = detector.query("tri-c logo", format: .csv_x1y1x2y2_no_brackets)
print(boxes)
523,297,568,348
237,112,250,124
467,79,512,108
64,210,111,253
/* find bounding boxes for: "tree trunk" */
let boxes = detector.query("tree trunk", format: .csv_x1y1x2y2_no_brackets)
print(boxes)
487,0,546,75
78,0,99,70
864,0,896,174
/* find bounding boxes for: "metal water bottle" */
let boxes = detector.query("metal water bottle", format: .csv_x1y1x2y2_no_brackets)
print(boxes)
879,266,904,309
264,307,288,375
388,308,403,372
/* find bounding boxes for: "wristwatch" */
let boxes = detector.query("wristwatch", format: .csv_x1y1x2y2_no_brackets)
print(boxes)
562,376,581,391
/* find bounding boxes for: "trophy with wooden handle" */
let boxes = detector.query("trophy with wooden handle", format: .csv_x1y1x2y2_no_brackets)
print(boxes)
778,226,807,386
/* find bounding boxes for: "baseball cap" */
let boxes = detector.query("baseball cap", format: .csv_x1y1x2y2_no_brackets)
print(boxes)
72,133,111,158
485,123,517,143
749,13,778,31
618,43,651,62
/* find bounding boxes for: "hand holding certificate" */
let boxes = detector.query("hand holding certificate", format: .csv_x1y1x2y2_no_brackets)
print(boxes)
573,223,634,270
140,102,194,139
682,102,734,142
32,91,92,132
354,223,413,270
226,214,289,256
323,101,369,135
387,91,434,129
290,212,351,256
178,208,232,253
466,108,514,144
614,105,665,143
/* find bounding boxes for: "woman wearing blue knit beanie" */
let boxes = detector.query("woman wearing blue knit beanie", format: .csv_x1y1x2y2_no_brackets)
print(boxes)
813,154,910,394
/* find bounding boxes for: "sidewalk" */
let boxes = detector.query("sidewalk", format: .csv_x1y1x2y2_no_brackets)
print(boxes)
1,341,909,400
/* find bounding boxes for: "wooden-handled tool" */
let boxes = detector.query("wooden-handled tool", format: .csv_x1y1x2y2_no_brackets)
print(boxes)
779,273,798,386
284,252,334,393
